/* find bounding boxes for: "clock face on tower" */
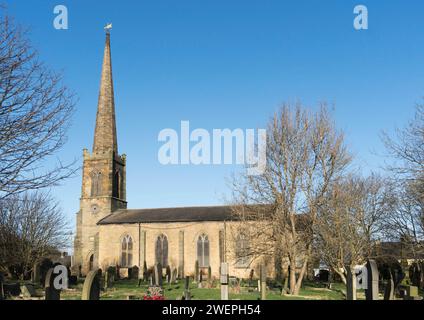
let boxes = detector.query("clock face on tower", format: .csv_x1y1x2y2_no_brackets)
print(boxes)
91,204,99,215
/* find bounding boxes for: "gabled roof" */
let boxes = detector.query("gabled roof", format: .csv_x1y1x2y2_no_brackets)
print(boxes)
97,205,236,225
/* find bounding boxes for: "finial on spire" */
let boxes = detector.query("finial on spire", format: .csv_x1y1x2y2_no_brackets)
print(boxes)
104,23,112,33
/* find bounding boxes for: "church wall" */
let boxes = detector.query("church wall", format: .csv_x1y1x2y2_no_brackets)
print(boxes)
98,221,270,279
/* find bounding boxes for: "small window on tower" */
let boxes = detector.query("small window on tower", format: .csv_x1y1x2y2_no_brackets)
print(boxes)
90,171,102,196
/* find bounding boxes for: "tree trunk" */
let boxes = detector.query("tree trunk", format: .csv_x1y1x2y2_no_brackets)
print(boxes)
293,256,309,295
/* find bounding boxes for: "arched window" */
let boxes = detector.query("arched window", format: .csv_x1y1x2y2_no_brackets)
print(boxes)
197,234,210,267
121,235,133,267
88,254,94,271
90,171,102,196
155,234,168,266
235,234,249,267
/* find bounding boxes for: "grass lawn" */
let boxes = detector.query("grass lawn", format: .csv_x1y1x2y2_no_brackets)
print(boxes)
59,279,347,300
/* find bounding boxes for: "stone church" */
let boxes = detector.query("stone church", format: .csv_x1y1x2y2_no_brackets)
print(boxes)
73,32,259,280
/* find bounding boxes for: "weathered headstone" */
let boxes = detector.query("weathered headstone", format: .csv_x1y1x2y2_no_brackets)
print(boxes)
142,261,148,281
82,269,101,300
220,262,229,300
21,284,36,298
249,269,254,287
130,265,139,280
183,276,191,300
77,265,82,279
199,269,203,286
44,268,60,300
260,264,267,300
166,266,171,284
115,264,120,280
40,259,54,287
384,276,394,300
68,275,78,286
365,260,379,300
0,272,4,300
171,268,178,284
32,263,41,284
154,263,162,287
403,285,422,300
195,260,199,283
3,283,21,297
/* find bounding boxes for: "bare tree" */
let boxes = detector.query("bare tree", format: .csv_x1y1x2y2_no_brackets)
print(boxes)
0,11,76,199
231,102,351,295
0,191,70,278
382,104,424,256
314,174,394,287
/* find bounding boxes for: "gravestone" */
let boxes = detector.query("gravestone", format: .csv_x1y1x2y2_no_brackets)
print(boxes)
404,285,423,300
3,283,21,297
183,276,191,300
384,275,394,300
77,265,82,279
199,270,203,288
142,261,148,281
68,275,78,286
208,266,212,282
21,284,36,298
365,260,379,300
40,258,54,287
166,266,171,284
220,262,229,300
130,265,139,280
195,261,199,282
0,272,4,300
409,263,421,287
44,268,61,300
104,271,109,290
171,268,178,284
32,263,41,284
138,266,144,287
249,269,254,287
115,264,120,280
82,269,101,300
154,263,162,287
260,264,267,300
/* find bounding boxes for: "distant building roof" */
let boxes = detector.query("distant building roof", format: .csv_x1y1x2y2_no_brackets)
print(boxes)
97,206,236,225
97,205,311,228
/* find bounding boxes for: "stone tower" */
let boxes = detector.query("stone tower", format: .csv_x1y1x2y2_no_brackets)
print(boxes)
74,31,127,274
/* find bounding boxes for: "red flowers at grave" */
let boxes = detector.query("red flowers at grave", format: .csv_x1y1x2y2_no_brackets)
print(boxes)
143,286,165,300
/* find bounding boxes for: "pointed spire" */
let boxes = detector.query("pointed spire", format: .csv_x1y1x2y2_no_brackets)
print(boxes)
93,31,118,154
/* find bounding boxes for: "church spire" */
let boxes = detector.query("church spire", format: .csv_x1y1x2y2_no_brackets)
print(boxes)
93,30,118,154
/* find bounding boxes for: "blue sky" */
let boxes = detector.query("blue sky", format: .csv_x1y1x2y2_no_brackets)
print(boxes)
4,0,424,231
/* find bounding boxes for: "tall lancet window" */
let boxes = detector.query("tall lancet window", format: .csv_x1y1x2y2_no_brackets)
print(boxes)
90,171,102,197
121,235,133,267
235,233,249,268
113,169,120,198
197,234,210,267
155,234,168,267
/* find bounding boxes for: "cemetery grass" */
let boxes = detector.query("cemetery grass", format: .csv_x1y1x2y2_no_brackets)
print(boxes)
58,279,347,300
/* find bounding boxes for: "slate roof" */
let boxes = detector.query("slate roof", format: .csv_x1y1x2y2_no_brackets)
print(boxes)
97,206,237,225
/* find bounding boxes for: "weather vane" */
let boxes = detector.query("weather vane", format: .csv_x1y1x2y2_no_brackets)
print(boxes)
104,23,112,33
